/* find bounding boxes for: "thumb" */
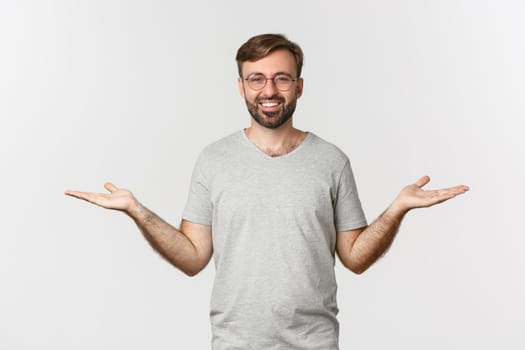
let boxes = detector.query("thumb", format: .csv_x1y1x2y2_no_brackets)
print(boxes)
415,175,431,188
104,182,118,193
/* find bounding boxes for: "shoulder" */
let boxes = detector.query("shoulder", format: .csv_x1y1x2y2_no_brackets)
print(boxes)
307,132,350,166
194,130,243,168
198,131,241,157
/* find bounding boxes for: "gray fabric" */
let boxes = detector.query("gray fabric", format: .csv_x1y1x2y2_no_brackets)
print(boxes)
182,130,367,350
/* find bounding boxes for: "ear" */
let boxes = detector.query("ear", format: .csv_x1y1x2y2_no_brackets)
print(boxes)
237,77,245,98
296,77,304,99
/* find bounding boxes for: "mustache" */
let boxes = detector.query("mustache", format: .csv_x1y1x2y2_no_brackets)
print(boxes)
256,96,285,104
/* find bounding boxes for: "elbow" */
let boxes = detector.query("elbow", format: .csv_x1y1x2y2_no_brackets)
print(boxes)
181,260,208,277
349,265,368,275
167,253,210,277
184,270,200,277
181,265,203,277
341,259,369,275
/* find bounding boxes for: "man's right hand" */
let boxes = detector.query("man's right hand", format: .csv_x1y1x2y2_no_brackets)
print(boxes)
65,182,138,213
65,182,213,276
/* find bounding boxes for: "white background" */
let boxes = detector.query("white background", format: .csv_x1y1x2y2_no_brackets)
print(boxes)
1,0,524,349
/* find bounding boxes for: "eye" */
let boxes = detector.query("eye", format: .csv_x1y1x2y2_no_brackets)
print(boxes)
275,75,292,83
248,74,265,83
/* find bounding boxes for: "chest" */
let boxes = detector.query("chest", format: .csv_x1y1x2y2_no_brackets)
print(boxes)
210,161,338,214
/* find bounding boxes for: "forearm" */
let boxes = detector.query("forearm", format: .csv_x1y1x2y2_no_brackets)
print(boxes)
349,204,408,274
339,176,469,274
126,202,201,276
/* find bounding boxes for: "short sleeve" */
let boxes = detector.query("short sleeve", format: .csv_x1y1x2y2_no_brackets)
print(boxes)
181,154,213,226
333,159,367,231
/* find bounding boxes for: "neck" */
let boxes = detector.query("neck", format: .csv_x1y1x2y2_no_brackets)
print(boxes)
245,119,306,157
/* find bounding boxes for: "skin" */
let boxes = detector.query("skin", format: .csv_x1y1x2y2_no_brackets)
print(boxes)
65,49,469,276
240,50,302,131
66,183,212,276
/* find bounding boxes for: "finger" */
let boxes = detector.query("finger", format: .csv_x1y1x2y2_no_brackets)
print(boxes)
429,186,469,204
64,190,103,203
441,185,470,195
415,175,431,188
64,190,85,198
104,182,118,193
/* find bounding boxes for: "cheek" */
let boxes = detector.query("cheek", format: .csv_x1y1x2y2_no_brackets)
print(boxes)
285,92,298,104
246,92,260,103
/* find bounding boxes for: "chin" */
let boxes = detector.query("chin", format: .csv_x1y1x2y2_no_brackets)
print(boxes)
255,113,292,129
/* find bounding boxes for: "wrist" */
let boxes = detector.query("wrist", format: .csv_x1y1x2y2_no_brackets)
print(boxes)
125,198,143,218
386,201,410,219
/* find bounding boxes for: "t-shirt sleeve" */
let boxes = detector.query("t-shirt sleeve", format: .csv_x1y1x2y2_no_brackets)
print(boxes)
181,153,213,226
334,159,367,231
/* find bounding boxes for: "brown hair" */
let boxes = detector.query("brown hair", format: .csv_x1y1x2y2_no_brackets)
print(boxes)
235,34,304,78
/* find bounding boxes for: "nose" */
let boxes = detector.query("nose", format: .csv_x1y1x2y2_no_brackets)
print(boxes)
261,78,278,96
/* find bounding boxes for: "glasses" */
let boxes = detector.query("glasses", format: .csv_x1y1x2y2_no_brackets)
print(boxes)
244,73,298,91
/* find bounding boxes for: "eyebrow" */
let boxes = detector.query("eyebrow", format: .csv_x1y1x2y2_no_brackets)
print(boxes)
246,71,294,78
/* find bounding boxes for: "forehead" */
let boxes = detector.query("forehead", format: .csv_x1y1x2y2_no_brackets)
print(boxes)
241,49,297,77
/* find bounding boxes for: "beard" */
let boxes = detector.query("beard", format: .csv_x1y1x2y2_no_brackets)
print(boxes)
245,95,297,129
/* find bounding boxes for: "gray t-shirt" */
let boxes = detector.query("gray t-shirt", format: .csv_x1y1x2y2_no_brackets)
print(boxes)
183,130,367,350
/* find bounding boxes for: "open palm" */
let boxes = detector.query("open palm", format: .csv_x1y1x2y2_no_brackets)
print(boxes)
65,182,136,212
396,176,469,211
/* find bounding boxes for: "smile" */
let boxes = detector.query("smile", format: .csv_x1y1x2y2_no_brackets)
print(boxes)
260,102,280,107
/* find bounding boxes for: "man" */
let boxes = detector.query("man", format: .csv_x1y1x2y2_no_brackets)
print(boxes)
65,34,469,349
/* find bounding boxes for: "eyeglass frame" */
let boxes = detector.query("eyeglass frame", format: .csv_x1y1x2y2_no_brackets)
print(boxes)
243,72,300,92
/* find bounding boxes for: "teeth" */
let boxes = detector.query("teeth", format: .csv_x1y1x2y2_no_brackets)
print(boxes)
261,102,279,107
